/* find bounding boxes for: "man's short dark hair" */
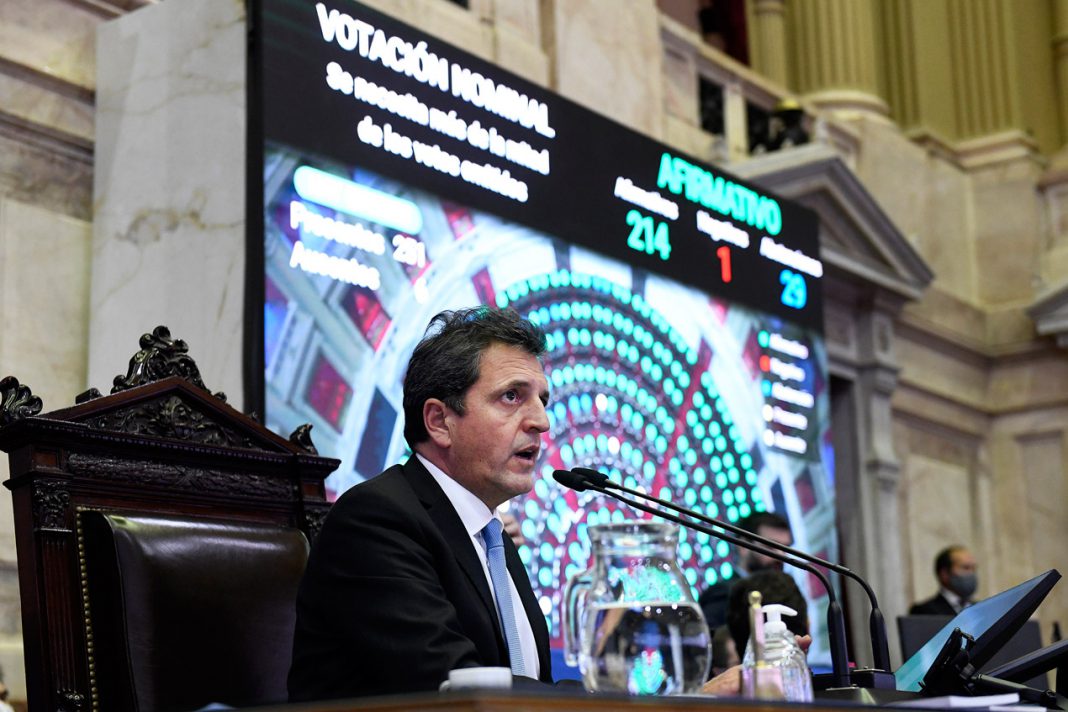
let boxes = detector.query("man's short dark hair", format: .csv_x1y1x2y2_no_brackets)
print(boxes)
739,511,791,536
726,570,809,656
934,545,966,576
402,306,546,446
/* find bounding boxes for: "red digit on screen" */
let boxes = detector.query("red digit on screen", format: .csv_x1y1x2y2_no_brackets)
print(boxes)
716,245,732,283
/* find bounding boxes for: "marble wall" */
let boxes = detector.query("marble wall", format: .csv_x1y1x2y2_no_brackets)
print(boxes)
851,107,1068,652
0,196,91,697
0,0,108,698
90,0,248,409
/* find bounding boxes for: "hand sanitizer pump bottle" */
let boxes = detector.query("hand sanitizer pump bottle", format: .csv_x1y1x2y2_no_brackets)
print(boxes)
739,591,785,700
742,603,813,702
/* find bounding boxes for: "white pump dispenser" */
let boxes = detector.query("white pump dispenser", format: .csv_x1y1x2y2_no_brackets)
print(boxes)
741,602,813,702
762,603,795,637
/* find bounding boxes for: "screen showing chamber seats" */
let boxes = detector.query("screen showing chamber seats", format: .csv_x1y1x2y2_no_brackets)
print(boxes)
254,0,837,666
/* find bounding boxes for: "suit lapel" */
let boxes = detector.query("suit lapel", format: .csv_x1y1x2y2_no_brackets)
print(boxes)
403,457,502,639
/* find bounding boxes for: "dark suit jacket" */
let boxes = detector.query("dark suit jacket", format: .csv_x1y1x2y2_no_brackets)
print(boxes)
698,579,732,629
288,457,553,701
909,592,958,616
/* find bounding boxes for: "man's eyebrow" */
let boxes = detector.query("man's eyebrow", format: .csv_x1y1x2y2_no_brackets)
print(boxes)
499,378,532,390
495,378,551,402
495,378,536,396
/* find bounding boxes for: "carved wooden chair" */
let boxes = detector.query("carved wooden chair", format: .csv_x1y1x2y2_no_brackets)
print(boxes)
0,327,338,712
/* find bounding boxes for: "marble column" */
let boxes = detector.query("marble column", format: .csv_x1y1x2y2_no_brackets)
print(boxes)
788,0,888,117
750,0,788,88
878,0,921,132
541,0,663,138
90,0,247,407
1052,0,1068,154
847,304,907,667
946,0,1018,140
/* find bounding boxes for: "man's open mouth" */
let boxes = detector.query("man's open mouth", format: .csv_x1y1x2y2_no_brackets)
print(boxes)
514,445,539,462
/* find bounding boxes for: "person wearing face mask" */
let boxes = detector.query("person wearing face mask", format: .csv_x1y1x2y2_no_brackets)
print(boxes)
910,545,979,615
698,511,794,630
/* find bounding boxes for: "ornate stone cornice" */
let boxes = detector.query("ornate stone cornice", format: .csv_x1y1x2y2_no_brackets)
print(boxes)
0,108,93,167
731,143,934,306
0,56,93,105
61,0,156,19
1028,280,1068,349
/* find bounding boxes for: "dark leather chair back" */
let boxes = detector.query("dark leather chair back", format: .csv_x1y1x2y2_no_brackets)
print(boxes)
0,329,337,712
83,512,309,712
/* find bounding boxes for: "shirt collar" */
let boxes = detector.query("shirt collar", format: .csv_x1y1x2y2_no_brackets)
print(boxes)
940,586,966,611
416,453,498,538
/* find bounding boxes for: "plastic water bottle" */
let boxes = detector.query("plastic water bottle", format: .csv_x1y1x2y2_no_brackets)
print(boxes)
742,603,813,702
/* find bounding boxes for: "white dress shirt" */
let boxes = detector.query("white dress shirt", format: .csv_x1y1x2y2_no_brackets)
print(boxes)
939,587,969,613
417,454,541,678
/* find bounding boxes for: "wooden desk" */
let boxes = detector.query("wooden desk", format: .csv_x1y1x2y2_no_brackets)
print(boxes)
260,690,865,712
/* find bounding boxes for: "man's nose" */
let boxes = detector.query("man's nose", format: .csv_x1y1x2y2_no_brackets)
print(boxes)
529,400,550,432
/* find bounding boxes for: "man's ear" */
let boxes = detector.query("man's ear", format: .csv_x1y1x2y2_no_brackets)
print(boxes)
423,398,452,448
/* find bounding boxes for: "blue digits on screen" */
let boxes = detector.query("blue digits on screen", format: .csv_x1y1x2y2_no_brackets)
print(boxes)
779,269,807,309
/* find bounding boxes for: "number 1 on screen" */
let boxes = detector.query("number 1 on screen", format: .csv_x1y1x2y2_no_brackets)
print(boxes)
716,245,733,283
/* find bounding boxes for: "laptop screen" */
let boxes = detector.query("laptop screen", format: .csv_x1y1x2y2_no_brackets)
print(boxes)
894,569,1060,692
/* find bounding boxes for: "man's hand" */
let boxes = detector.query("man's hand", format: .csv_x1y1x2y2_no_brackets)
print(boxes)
701,664,742,696
502,512,524,547
700,635,809,697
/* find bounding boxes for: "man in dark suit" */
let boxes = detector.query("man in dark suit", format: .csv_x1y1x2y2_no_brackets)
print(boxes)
288,307,554,701
909,545,979,615
698,511,793,629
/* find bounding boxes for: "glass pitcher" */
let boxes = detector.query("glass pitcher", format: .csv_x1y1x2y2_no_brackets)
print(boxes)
563,520,711,695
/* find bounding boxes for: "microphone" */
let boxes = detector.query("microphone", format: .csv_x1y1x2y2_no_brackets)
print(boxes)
572,466,893,677
554,467,853,689
551,468,603,492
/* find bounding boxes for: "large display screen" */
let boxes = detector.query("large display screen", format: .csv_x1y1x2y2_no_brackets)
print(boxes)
253,0,837,668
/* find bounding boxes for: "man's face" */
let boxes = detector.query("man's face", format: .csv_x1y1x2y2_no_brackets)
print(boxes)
939,548,978,595
742,524,793,572
436,342,550,509
950,549,977,576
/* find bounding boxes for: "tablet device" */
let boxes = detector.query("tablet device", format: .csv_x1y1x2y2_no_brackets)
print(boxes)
894,570,1060,693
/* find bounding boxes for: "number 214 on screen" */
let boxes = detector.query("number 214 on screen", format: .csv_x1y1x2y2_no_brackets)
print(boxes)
625,209,671,261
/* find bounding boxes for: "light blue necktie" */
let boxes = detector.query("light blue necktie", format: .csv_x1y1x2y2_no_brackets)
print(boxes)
481,518,529,677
